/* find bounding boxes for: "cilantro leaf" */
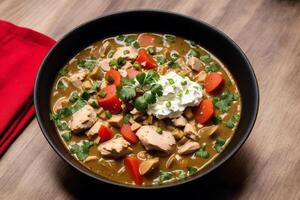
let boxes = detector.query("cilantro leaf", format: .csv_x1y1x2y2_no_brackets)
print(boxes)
69,140,93,161
187,166,198,175
168,60,180,69
212,115,222,125
143,92,156,104
156,56,166,65
123,113,132,124
200,54,212,63
69,92,79,103
226,114,240,128
117,86,136,101
213,137,226,153
213,91,235,113
205,63,220,72
77,58,97,71
159,171,173,181
195,147,210,159
151,84,163,96
134,96,148,112
61,132,72,142
121,77,136,85
57,81,66,89
187,49,200,58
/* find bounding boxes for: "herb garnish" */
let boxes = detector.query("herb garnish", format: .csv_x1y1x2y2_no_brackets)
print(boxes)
69,140,93,161
213,137,226,153
77,57,97,71
195,147,210,159
226,114,240,128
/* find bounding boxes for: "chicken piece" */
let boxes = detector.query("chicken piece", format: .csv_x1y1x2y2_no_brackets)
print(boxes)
184,123,199,140
97,137,132,158
194,71,207,83
136,126,176,154
107,114,123,128
118,69,127,77
70,105,97,133
86,120,103,139
188,57,204,72
139,158,159,175
131,122,142,131
172,116,187,127
184,108,193,119
121,61,133,70
178,140,200,155
69,70,88,88
82,80,92,89
99,41,111,57
157,65,168,75
98,59,111,71
113,46,138,60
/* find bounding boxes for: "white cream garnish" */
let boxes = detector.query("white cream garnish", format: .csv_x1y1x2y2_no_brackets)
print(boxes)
147,72,202,119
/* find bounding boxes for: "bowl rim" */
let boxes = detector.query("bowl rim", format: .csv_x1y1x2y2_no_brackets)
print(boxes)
34,9,259,189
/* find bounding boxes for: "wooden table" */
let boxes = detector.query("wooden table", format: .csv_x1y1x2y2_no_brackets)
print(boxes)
1,0,300,199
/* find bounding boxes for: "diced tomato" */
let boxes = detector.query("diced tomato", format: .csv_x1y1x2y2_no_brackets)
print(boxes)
121,124,138,144
136,49,157,69
98,125,112,142
127,68,140,78
97,85,122,114
124,156,143,185
137,34,156,46
195,99,214,124
205,72,225,93
105,69,122,86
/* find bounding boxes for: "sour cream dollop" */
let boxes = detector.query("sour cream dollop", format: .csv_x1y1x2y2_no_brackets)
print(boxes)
147,72,202,119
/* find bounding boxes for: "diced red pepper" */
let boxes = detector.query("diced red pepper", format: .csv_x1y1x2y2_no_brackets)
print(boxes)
97,85,122,114
136,49,157,69
98,125,112,142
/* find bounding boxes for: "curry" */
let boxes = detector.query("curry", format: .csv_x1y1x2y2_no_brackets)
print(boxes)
50,33,241,186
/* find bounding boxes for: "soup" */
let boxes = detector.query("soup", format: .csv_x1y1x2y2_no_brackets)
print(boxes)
50,33,241,186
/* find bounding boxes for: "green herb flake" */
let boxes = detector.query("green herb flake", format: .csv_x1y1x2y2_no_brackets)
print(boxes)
117,86,136,101
166,101,171,108
59,67,68,76
187,166,198,175
69,92,79,103
195,147,210,159
168,60,180,69
156,56,166,65
69,140,93,161
77,58,97,71
107,75,114,84
55,120,69,131
177,170,186,180
57,80,66,89
147,47,155,55
212,115,222,125
188,49,200,58
81,91,90,101
181,80,187,86
214,137,226,153
61,132,72,142
205,63,220,72
213,91,235,113
105,110,112,119
109,59,118,67
132,41,140,49
124,35,136,46
159,171,173,182
200,54,212,63
116,35,125,41
168,78,175,85
134,96,148,112
226,114,240,128
123,50,130,55
164,34,176,43
99,91,107,98
123,114,132,124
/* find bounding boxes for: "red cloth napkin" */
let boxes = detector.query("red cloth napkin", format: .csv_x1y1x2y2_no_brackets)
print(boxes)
0,20,55,156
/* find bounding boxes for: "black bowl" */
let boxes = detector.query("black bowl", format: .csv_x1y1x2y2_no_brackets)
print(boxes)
34,10,259,189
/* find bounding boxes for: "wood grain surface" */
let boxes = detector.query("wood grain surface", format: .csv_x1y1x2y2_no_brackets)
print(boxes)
1,0,300,199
